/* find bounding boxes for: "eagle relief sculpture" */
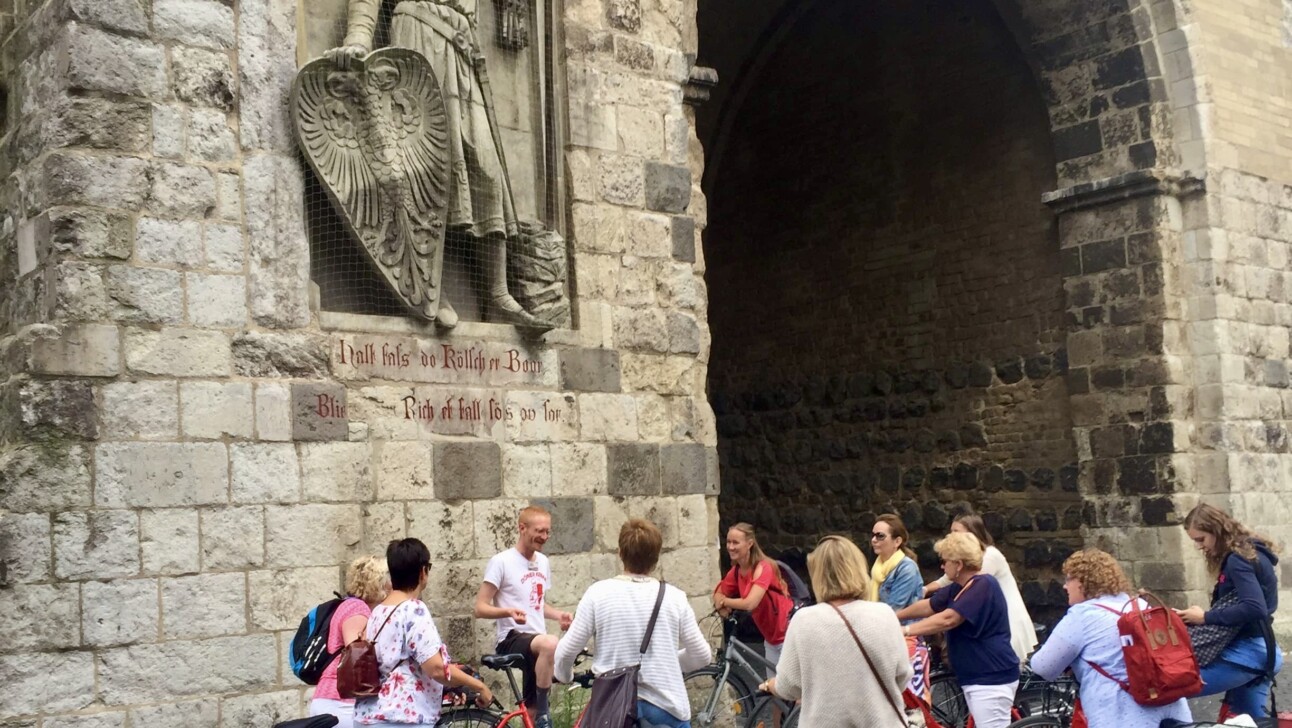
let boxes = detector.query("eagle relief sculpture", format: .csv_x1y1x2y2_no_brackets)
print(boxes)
291,0,569,332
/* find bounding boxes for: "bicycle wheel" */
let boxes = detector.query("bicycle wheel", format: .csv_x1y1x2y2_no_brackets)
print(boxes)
1004,715,1067,728
436,707,504,728
684,665,759,728
929,672,970,728
1013,682,1076,719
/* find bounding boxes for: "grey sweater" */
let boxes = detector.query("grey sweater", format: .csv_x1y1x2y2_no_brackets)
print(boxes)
775,601,913,728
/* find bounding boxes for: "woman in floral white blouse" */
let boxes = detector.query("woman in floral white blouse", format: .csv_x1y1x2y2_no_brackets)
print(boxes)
355,538,493,727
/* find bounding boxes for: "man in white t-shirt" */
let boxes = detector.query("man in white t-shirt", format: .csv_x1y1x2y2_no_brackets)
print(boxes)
474,505,573,728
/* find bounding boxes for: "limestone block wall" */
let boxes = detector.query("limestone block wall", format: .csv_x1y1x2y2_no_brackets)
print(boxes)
0,0,717,724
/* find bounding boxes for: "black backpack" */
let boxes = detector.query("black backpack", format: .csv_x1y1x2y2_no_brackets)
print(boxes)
289,592,346,685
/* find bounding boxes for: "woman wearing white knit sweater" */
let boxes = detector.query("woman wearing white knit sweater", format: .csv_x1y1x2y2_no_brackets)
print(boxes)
553,519,711,728
760,535,913,728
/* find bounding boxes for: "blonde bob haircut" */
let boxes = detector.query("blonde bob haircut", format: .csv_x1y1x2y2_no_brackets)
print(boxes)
935,532,985,571
807,535,870,602
346,555,390,603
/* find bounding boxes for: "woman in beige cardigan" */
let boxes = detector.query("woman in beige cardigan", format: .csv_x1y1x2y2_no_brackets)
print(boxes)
760,535,913,728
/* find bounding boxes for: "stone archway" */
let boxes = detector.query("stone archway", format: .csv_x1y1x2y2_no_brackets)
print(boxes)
697,0,1204,609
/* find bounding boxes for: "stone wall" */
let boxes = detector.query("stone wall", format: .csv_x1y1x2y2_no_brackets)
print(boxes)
703,0,1082,617
0,0,717,724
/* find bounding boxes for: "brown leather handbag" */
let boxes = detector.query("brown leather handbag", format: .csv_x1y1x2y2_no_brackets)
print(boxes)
337,601,405,699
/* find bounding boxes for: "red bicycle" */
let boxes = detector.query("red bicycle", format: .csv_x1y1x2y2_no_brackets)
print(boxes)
437,652,594,728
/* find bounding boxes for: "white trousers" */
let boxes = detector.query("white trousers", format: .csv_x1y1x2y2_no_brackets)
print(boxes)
309,697,355,728
961,681,1018,728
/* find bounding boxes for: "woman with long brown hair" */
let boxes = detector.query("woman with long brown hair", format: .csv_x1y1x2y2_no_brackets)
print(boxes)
1176,503,1282,718
712,522,794,664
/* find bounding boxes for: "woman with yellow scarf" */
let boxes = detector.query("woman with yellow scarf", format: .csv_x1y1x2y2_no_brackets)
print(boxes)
869,514,930,711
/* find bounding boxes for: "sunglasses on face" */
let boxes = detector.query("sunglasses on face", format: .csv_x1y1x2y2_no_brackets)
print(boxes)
871,532,888,541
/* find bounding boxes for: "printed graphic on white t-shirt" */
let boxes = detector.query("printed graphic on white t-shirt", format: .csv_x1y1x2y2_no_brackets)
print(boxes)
483,548,551,645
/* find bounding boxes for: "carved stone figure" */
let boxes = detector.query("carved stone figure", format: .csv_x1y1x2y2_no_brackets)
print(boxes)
300,0,564,331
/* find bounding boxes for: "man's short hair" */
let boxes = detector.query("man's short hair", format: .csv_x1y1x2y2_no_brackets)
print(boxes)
619,519,663,574
519,504,551,525
387,538,431,591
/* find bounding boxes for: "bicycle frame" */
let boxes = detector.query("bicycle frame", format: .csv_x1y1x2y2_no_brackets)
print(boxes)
695,617,795,725
491,663,535,728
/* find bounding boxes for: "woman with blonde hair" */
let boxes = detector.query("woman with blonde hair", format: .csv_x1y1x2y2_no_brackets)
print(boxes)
760,535,912,728
897,532,1018,728
309,555,391,727
1030,549,1191,727
1176,503,1282,718
712,523,794,664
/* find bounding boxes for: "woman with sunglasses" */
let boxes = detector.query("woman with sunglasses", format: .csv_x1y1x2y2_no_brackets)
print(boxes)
896,532,1018,728
870,515,933,714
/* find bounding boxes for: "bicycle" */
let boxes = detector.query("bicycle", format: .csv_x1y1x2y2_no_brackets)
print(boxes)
436,652,594,728
684,612,799,728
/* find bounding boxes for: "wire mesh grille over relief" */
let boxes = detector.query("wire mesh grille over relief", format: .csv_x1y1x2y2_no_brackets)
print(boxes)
299,0,568,329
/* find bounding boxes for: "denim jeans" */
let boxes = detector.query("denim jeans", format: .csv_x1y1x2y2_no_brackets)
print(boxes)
1198,640,1284,718
637,700,689,728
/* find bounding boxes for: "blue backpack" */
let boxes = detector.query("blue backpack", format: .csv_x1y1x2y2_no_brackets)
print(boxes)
290,593,346,685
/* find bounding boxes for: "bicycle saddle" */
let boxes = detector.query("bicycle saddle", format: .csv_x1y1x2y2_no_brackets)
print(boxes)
482,653,527,670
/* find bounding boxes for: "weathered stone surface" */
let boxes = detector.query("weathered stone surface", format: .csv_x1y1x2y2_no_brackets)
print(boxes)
188,108,238,162
231,336,324,383
172,45,236,110
53,510,140,579
135,218,203,268
0,444,92,512
671,216,696,262
644,162,691,213
254,383,292,442
153,103,188,158
220,690,300,728
48,207,133,260
239,0,298,152
105,265,184,324
607,0,642,32
0,583,80,650
551,443,609,496
660,443,707,495
154,0,236,49
0,513,52,584
66,24,167,98
201,506,265,569
162,572,246,638
82,578,159,646
186,273,248,328
125,328,231,377
22,323,120,377
560,348,621,392
434,441,502,500
231,443,301,503
149,162,217,218
0,651,95,719
407,500,476,562
129,699,219,727
376,441,434,500
300,442,373,502
214,174,243,222
292,382,349,441
96,442,229,508
598,155,646,205
607,443,660,496
11,379,99,439
96,635,277,704
44,713,128,728
69,0,151,35
37,96,152,155
180,381,254,439
264,503,362,567
140,508,200,575
244,154,310,327
248,566,338,630
41,153,150,210
102,380,179,439
205,223,244,272
578,393,639,440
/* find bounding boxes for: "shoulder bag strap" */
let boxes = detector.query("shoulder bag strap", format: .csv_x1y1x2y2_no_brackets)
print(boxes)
828,603,910,727
639,581,668,656
371,600,406,642
1083,602,1132,693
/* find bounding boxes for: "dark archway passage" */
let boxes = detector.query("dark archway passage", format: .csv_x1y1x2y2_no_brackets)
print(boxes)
700,0,1082,612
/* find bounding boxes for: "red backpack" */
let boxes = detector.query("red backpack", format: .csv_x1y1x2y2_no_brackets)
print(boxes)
1087,592,1202,706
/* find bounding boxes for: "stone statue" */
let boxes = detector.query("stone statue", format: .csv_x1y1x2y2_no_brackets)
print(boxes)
294,0,566,331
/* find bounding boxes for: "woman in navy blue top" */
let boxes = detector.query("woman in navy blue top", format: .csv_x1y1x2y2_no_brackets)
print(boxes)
897,532,1019,728
1176,503,1282,718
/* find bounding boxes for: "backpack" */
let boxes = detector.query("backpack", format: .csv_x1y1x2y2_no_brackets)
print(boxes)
774,559,813,608
1087,592,1202,706
337,601,405,699
289,592,347,685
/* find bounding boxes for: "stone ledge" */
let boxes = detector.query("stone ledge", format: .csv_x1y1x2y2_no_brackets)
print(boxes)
1042,169,1206,214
